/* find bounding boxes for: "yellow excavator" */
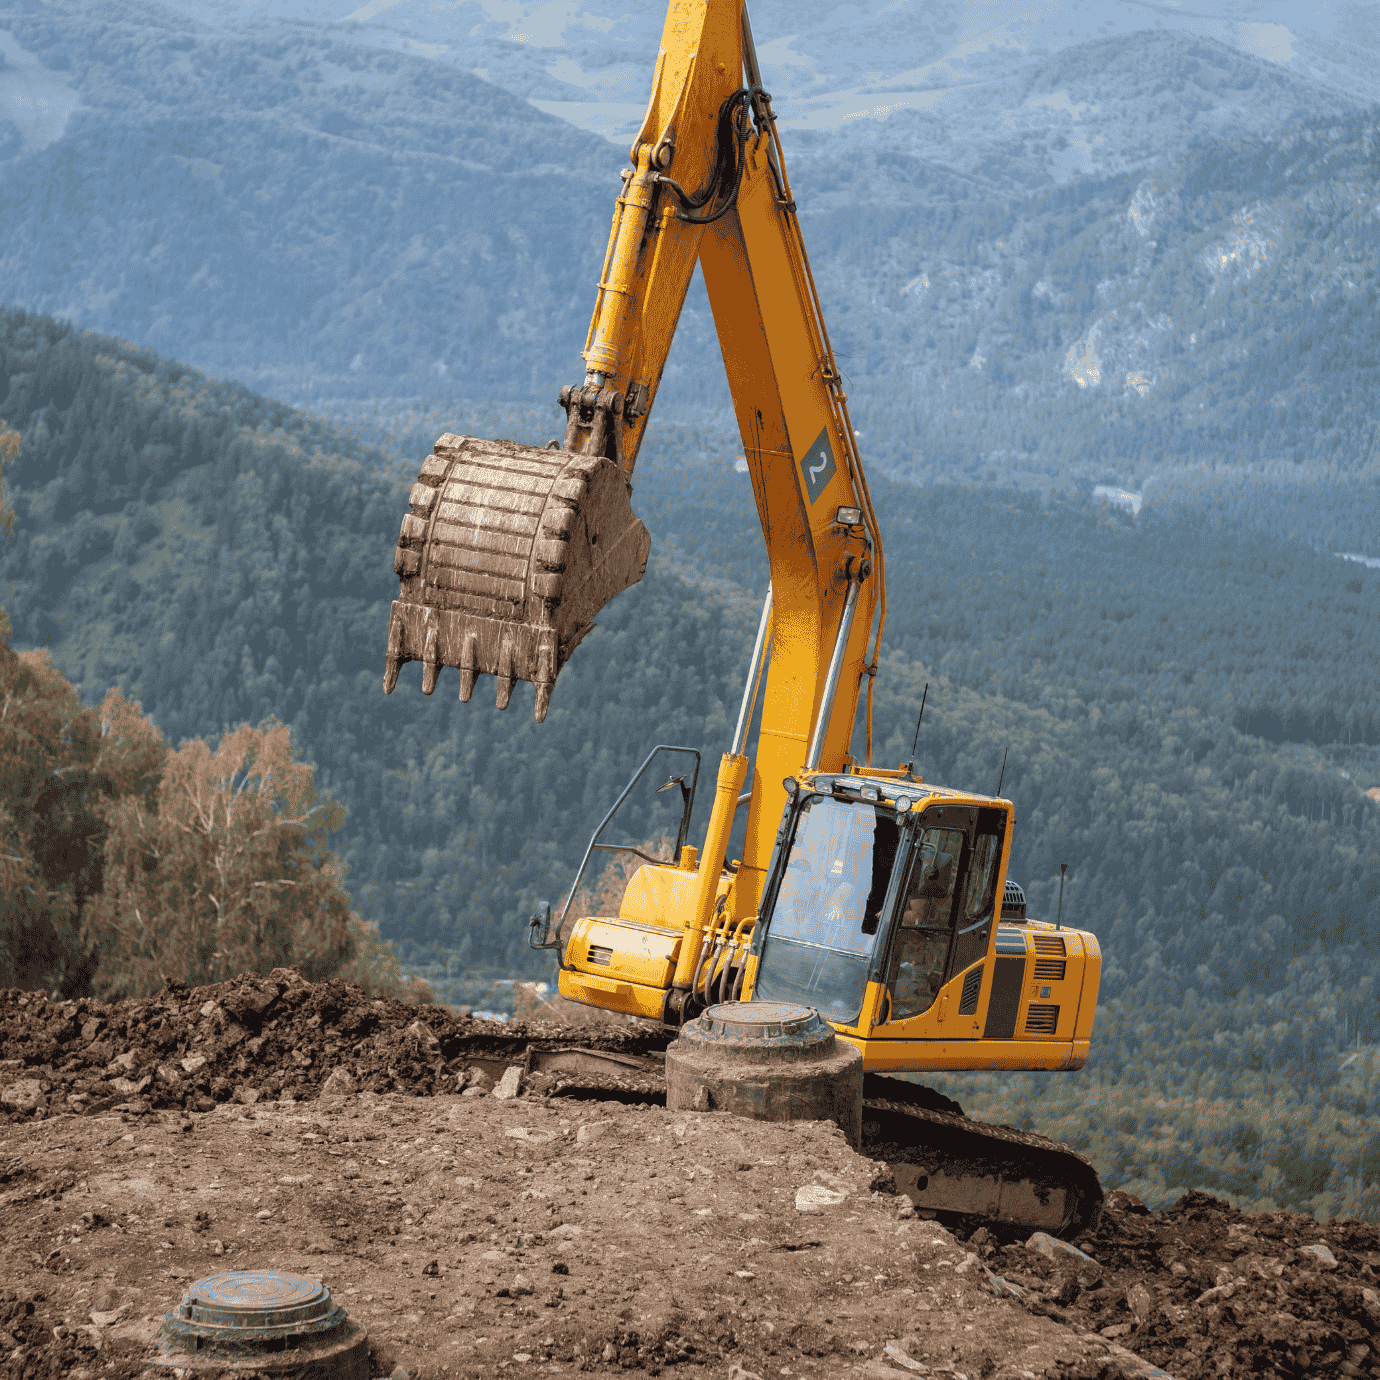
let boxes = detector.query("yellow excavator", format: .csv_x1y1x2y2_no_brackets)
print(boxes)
384,0,1103,1235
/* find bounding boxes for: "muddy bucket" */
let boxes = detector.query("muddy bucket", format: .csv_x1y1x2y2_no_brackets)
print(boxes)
383,433,650,721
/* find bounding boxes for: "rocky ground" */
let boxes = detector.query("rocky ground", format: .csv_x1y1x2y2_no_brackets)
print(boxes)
3,973,1379,1380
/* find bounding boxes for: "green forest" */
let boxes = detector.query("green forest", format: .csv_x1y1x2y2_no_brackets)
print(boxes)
1,307,1378,1221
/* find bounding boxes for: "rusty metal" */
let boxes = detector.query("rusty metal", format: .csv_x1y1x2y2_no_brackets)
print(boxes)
559,384,628,470
384,431,650,720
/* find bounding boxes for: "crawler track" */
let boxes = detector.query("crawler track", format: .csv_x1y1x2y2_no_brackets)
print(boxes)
861,1075,1103,1240
515,1050,1103,1240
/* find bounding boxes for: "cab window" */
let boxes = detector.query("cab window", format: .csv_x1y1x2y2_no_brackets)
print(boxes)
754,796,900,1026
949,830,1001,973
886,826,965,1021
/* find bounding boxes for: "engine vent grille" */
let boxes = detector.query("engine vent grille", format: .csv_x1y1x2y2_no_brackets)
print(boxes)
1032,959,1067,982
587,944,614,968
1032,935,1067,957
958,966,983,1015
1024,1004,1059,1035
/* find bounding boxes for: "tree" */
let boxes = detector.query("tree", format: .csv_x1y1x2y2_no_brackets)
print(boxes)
0,417,16,536
1,417,169,992
83,722,360,998
0,624,165,992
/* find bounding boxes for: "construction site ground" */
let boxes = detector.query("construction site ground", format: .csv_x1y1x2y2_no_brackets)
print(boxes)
3,973,1380,1380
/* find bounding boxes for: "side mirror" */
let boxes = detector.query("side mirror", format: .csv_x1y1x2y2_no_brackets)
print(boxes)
528,901,555,951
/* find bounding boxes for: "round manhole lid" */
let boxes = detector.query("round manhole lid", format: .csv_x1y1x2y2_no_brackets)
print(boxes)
179,1271,333,1330
700,1001,826,1042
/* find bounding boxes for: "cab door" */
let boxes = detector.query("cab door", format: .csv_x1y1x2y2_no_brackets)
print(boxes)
871,804,1007,1040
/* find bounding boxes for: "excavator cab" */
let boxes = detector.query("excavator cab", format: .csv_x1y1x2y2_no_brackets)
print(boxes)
747,773,1100,1075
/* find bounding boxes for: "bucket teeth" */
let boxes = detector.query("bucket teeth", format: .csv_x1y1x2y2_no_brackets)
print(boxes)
495,638,515,712
384,434,651,720
458,633,478,703
533,633,556,723
421,624,440,696
383,607,403,694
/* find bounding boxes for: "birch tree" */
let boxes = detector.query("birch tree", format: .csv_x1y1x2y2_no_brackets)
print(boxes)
86,722,357,997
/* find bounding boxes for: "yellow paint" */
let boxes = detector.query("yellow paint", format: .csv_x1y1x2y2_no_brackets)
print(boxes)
1074,931,1102,1043
673,752,748,987
558,969,670,1021
565,916,681,988
618,863,697,928
545,0,1102,1085
843,1033,1090,1074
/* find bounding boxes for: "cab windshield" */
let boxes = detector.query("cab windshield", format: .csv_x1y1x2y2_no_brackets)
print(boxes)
753,795,899,1025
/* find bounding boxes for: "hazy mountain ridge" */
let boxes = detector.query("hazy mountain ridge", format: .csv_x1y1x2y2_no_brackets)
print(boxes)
804,107,1380,502
2,0,1377,545
0,0,614,400
785,30,1355,196
145,0,1380,134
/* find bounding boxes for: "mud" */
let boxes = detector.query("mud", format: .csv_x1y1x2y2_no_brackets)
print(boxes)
974,1189,1380,1379
3,974,1378,1380
0,972,670,1122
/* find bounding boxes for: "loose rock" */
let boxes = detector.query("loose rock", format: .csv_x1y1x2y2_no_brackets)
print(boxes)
1027,1232,1098,1267
492,1066,523,1100
1,1080,44,1112
320,1067,356,1099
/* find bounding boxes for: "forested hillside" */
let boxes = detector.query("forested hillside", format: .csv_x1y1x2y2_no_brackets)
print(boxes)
326,395,1380,752
3,309,1379,1215
0,0,616,402
0,309,758,980
636,468,1380,750
3,307,1378,985
803,110,1380,530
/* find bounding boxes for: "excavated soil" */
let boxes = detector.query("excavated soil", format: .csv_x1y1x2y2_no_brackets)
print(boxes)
0,971,672,1122
2,972,1378,1380
981,1188,1380,1380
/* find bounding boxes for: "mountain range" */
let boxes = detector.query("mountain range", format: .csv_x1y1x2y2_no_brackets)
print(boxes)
2,0,1378,558
142,0,1380,135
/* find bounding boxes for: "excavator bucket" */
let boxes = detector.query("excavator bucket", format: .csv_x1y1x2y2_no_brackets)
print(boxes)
383,433,651,721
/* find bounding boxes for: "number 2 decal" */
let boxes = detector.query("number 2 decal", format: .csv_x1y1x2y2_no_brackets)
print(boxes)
799,428,837,504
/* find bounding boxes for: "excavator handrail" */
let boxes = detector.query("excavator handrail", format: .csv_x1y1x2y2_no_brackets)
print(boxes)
549,744,702,960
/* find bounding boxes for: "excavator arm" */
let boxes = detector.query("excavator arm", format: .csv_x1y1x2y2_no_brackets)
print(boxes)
385,0,885,923
695,55,888,919
575,0,892,928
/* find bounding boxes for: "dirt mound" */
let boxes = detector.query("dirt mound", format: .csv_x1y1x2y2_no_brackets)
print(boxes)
973,1188,1380,1378
0,1081,1134,1380
0,972,670,1122
7,973,1380,1380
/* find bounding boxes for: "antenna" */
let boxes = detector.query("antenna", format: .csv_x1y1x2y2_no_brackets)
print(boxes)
905,683,928,776
1056,862,1068,931
995,747,1009,797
